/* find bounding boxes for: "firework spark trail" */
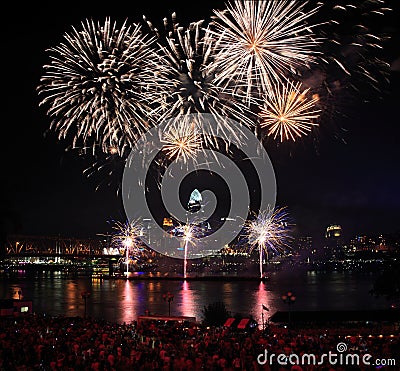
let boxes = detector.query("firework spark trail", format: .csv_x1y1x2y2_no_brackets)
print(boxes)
37,17,163,156
179,223,199,279
81,145,126,192
243,207,293,278
321,0,391,93
208,0,322,102
299,0,392,123
259,81,321,142
171,221,209,278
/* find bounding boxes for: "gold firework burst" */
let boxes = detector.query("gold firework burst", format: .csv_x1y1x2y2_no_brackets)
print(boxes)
161,121,202,162
260,81,321,142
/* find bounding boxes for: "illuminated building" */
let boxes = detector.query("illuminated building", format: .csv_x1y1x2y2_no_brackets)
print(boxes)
163,218,173,229
187,188,202,213
325,225,342,239
346,234,392,257
187,188,211,234
323,224,344,261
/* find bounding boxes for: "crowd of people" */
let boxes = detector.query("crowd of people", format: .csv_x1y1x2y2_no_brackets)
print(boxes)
0,313,399,370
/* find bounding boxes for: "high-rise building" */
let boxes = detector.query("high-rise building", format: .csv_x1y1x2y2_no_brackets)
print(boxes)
297,236,313,250
187,189,202,213
325,225,342,239
323,224,344,260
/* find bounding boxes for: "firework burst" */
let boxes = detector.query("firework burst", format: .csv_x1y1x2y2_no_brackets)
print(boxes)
37,17,161,156
161,119,202,163
208,0,322,102
110,219,145,275
259,81,321,142
244,207,293,278
111,219,143,250
180,223,200,246
143,13,257,145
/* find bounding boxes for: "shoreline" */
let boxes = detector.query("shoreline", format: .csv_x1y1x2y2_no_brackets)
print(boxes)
103,274,271,281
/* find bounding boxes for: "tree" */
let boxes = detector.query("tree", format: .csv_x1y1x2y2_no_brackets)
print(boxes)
202,301,230,326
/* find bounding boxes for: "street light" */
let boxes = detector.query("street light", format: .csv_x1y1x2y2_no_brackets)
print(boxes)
81,290,91,318
162,292,174,317
281,291,296,326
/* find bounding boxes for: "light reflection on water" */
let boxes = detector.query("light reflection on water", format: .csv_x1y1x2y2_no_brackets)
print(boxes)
0,270,390,324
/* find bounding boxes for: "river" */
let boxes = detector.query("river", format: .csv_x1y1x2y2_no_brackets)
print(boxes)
0,267,391,326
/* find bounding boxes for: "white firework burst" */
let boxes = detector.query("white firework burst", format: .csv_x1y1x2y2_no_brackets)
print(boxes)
244,206,293,278
208,0,322,102
111,219,143,250
37,17,162,156
143,13,257,145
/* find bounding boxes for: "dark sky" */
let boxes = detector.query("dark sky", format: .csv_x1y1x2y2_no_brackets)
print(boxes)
2,1,400,246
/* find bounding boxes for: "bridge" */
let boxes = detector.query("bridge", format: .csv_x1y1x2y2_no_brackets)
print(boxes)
3,234,115,258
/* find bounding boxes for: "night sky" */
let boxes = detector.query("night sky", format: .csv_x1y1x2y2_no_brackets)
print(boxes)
2,1,400,247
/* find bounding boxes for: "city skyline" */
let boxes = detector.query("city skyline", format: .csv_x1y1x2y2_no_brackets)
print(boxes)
2,1,400,247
